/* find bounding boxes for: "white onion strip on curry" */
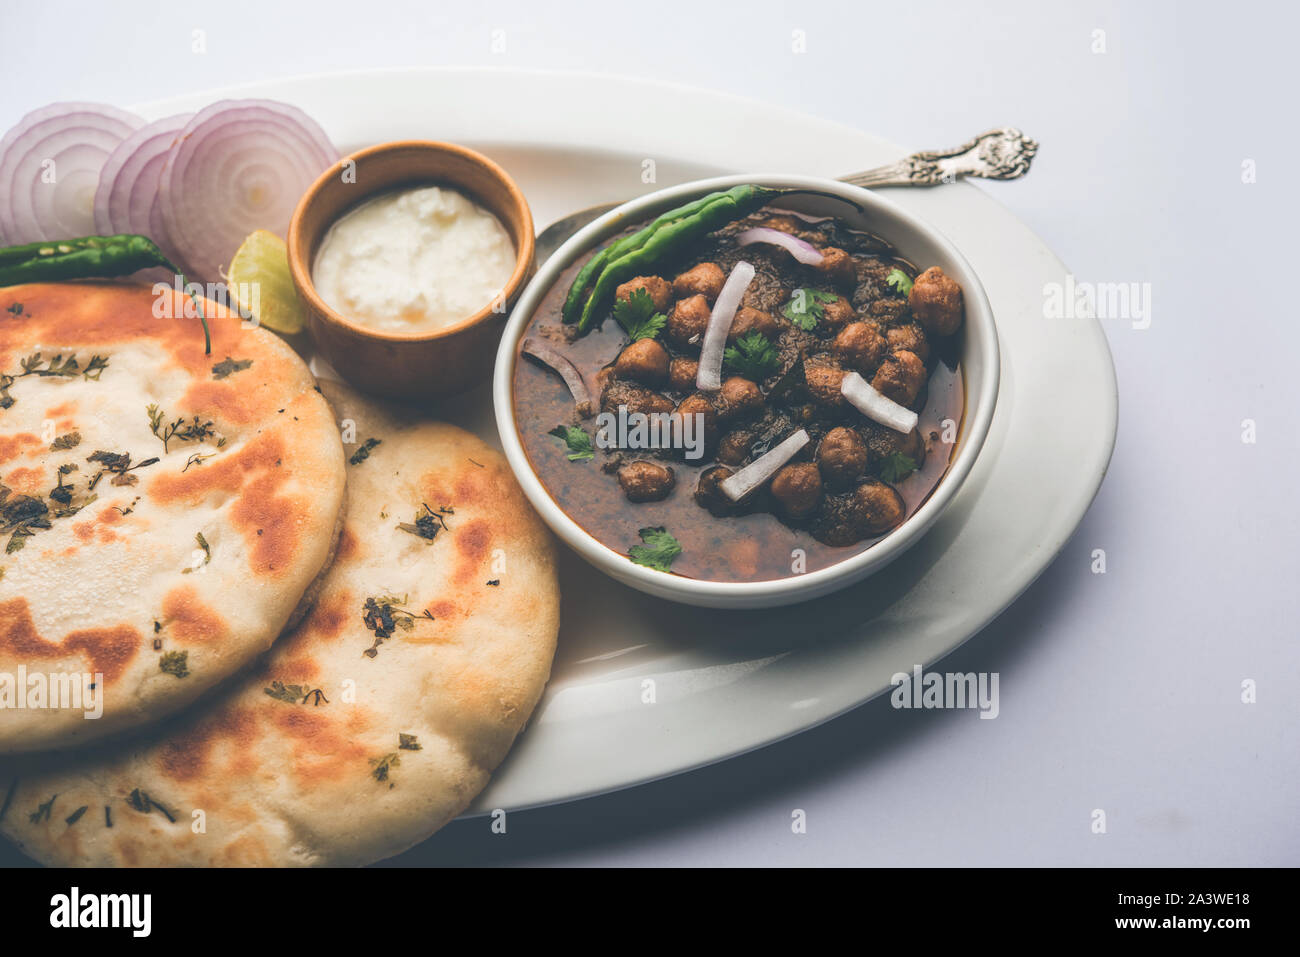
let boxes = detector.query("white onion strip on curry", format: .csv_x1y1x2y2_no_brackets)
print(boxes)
840,371,918,433
719,429,810,502
735,227,825,266
522,338,594,417
696,260,756,392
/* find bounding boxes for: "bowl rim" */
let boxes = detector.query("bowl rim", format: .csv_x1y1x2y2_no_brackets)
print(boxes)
286,139,536,344
493,173,1000,604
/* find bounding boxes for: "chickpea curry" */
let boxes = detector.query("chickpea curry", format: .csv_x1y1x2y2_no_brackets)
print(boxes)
512,186,966,583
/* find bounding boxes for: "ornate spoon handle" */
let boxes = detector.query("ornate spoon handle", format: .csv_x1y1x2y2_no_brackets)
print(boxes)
838,128,1039,188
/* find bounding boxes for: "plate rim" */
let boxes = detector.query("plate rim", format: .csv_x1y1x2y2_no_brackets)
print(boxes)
129,67,1119,814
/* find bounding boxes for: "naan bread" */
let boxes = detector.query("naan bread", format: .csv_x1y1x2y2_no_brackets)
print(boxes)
0,380,559,866
0,282,346,752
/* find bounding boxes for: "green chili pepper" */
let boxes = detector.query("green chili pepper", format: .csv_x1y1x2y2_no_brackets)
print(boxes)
576,185,780,333
561,189,737,325
0,234,211,354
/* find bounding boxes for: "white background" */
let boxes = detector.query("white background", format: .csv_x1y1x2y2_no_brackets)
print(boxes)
1,0,1295,866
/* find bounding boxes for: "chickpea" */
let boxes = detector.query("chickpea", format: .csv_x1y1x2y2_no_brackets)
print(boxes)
868,298,909,323
674,392,719,445
854,481,905,534
833,321,887,373
770,462,823,519
717,376,763,418
759,214,806,234
672,262,726,301
668,356,699,392
601,381,675,417
908,266,964,336
863,423,926,468
618,461,676,502
613,338,670,385
695,465,738,514
615,275,672,312
885,322,930,362
871,350,926,407
821,295,856,329
729,306,781,342
814,247,857,286
666,294,711,346
803,360,847,407
716,430,753,466
816,427,869,485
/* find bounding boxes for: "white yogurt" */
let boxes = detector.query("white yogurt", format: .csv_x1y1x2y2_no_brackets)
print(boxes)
312,185,515,334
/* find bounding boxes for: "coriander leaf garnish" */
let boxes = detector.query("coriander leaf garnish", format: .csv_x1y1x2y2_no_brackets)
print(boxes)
29,794,56,824
82,355,109,381
20,352,104,379
181,532,211,574
548,424,595,461
183,450,217,472
211,356,253,380
49,464,77,505
264,681,302,704
878,452,918,483
723,331,780,381
629,312,666,341
885,268,914,298
361,595,435,657
147,404,219,453
781,288,838,331
397,503,452,541
6,303,22,317
349,437,381,465
371,752,400,785
264,680,328,705
0,483,50,554
50,431,81,451
126,788,175,822
87,449,159,489
628,526,683,573
612,287,668,341
159,651,189,679
0,352,109,410
398,733,421,751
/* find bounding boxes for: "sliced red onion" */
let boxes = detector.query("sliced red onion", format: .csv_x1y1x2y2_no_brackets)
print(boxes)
0,102,144,243
735,227,825,266
696,260,755,392
158,99,338,280
523,338,593,417
720,429,810,502
93,113,191,240
841,371,918,433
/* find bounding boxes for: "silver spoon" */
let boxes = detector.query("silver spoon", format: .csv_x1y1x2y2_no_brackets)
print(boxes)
535,127,1039,263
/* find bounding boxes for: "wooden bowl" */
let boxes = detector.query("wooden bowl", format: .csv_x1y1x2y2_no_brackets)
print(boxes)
287,140,535,398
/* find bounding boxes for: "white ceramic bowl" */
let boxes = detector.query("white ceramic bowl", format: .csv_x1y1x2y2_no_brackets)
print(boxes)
494,174,1000,608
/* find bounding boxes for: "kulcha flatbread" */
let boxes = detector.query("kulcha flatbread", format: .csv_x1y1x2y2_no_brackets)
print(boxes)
0,380,560,866
0,282,346,753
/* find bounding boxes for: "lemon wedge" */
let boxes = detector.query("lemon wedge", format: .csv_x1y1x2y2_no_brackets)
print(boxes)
226,230,305,335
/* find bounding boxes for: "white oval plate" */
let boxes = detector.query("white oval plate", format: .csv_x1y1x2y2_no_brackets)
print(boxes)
137,68,1117,814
